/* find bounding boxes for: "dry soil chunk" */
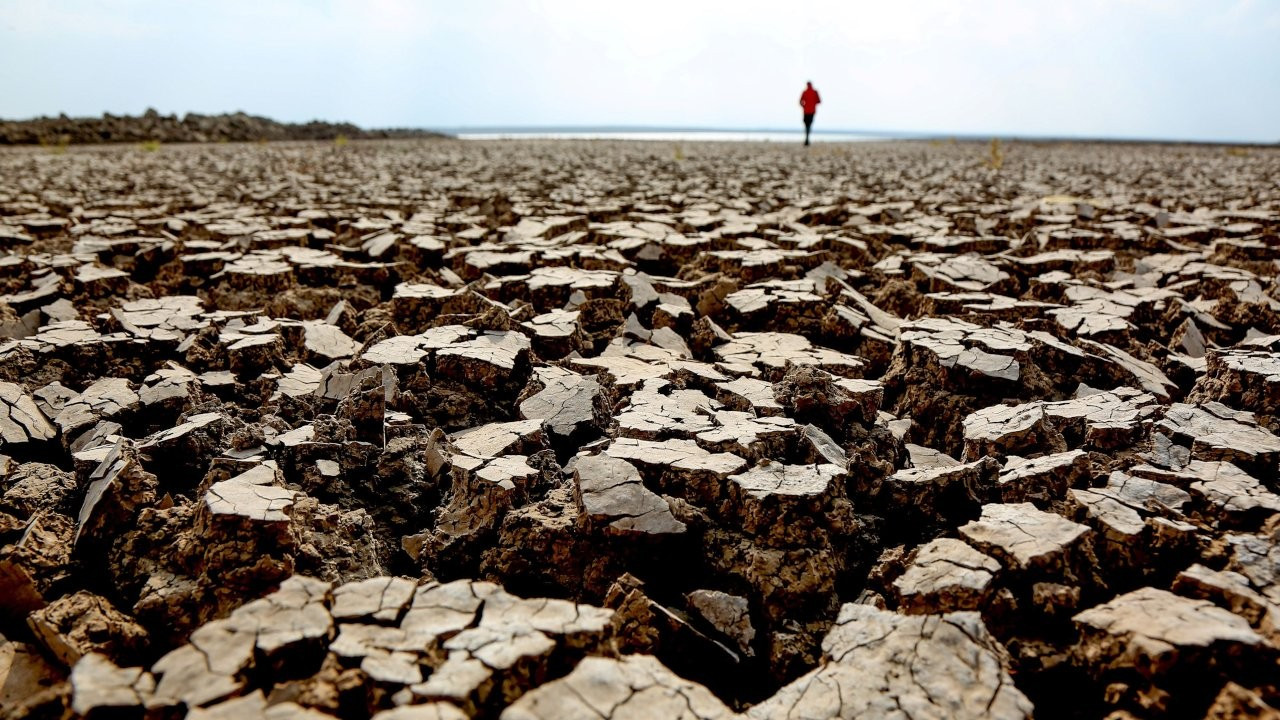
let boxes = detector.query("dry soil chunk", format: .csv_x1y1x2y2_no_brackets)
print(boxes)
1172,564,1279,631
880,457,999,524
398,580,491,646
1081,339,1177,401
138,411,222,452
573,453,686,535
76,439,156,546
372,704,468,720
714,376,784,415
694,410,795,459
1198,347,1280,420
331,576,416,622
962,402,1065,461
70,653,155,717
0,638,64,714
615,382,718,439
224,332,285,376
748,603,1033,719
896,317,1025,384
205,466,298,523
519,373,606,440
1042,387,1158,441
54,378,138,444
714,331,863,379
362,326,473,366
1224,532,1280,607
187,690,344,720
911,252,1012,292
2,462,76,517
893,537,1001,613
302,321,359,363
997,450,1090,504
138,365,199,411
1158,402,1280,472
605,438,746,481
436,331,530,385
27,591,148,669
959,502,1091,573
1073,587,1263,673
1093,470,1191,516
0,381,56,445
1180,461,1280,520
450,420,545,459
685,589,755,656
729,461,841,504
501,654,734,720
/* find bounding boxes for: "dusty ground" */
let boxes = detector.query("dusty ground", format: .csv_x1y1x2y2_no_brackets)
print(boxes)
1,138,1279,719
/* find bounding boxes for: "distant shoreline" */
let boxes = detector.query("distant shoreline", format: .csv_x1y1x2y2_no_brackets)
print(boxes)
1,112,1273,147
449,126,1277,147
456,130,890,143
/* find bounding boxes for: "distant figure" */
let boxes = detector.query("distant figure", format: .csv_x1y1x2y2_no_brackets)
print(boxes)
799,81,821,146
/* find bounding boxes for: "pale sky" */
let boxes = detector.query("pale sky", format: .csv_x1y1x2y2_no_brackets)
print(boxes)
2,0,1278,142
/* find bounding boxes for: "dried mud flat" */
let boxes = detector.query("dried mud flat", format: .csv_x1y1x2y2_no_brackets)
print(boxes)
0,138,1279,719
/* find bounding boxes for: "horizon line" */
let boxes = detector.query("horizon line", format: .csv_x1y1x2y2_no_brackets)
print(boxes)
4,111,1275,146
439,125,1279,146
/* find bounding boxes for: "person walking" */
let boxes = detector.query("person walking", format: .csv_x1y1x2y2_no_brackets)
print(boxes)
799,81,821,146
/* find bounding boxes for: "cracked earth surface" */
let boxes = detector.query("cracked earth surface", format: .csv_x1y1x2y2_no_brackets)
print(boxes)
1,138,1279,718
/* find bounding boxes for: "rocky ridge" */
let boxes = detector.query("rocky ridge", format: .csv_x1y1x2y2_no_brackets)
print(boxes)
0,110,446,146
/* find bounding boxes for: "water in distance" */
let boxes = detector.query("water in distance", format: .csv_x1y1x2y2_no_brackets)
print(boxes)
455,128,891,143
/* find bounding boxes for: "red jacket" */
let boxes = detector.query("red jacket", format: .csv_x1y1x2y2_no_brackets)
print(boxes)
800,86,821,114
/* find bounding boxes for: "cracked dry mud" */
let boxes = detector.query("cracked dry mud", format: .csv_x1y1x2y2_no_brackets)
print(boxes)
0,138,1279,719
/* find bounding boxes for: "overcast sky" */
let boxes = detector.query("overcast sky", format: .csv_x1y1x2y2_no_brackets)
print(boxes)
2,0,1278,142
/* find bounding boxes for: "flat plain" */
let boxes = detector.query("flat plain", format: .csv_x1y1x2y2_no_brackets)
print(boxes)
1,138,1279,719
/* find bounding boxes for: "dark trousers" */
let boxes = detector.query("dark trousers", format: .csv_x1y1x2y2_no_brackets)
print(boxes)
803,113,815,145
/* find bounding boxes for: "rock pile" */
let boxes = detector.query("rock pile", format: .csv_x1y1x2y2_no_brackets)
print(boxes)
0,138,1278,718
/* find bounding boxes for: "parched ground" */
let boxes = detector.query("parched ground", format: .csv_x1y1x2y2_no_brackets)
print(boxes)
1,138,1279,719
